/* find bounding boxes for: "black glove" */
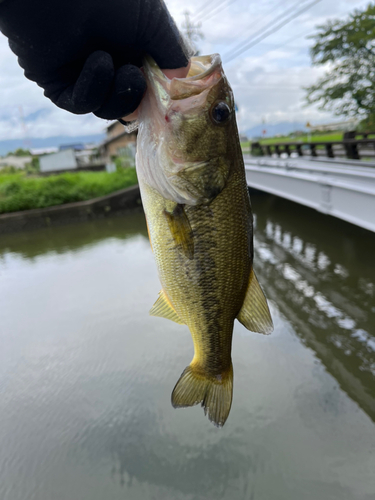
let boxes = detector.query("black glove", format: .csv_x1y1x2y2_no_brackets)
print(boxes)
0,0,189,119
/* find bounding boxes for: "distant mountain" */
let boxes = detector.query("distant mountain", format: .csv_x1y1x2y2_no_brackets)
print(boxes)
0,134,105,156
244,122,307,139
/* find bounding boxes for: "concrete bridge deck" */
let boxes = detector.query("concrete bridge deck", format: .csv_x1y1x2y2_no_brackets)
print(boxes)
244,155,375,233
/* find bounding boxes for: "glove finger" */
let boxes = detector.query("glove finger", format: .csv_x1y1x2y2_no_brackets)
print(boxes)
137,0,191,69
94,64,146,120
44,51,114,114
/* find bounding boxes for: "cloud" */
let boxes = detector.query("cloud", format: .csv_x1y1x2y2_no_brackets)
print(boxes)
0,33,109,140
0,102,107,140
0,0,371,139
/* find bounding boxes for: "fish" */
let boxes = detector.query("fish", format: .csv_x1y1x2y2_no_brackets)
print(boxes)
136,54,273,427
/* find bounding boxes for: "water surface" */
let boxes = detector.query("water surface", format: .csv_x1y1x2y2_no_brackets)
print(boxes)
1,197,374,500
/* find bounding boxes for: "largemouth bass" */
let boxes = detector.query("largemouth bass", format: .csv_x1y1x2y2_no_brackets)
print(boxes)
136,54,273,427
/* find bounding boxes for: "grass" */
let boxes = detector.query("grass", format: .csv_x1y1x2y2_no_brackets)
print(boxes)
0,168,138,214
241,132,344,150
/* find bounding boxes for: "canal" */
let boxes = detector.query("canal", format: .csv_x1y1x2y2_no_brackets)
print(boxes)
1,193,374,500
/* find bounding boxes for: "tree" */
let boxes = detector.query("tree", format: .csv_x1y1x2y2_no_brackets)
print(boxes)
181,11,204,55
305,4,375,121
7,148,30,157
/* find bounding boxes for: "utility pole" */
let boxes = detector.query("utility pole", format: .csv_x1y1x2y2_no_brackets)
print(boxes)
181,11,204,55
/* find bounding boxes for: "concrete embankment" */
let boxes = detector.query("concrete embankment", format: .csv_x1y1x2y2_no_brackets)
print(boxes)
0,184,142,235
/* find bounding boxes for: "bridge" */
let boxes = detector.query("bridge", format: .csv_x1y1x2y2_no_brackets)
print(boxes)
244,155,375,233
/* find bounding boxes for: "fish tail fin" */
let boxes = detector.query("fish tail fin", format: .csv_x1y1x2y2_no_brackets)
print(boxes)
171,362,233,427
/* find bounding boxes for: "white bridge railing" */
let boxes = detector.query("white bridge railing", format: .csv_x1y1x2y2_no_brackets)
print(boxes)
244,156,375,233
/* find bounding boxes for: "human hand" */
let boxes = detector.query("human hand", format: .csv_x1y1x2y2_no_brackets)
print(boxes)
0,0,190,119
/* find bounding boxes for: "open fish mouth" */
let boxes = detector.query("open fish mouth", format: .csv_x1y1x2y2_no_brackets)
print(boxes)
144,53,222,83
143,54,223,104
136,53,232,206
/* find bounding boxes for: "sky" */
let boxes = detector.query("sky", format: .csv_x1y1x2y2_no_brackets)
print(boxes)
0,0,371,140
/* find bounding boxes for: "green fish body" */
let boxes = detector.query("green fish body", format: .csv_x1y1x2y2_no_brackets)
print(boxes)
136,54,273,426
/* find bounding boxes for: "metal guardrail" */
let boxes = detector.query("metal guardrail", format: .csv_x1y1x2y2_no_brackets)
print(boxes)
251,131,375,160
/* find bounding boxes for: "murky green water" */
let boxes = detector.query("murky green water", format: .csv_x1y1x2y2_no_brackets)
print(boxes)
1,194,374,500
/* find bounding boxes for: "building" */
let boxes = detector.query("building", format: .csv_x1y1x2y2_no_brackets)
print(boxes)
0,155,32,169
39,149,77,173
99,121,137,161
59,143,86,152
39,144,104,173
30,147,59,156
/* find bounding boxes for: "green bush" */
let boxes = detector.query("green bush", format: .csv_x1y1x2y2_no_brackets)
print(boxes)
0,168,138,214
25,157,40,174
0,165,18,175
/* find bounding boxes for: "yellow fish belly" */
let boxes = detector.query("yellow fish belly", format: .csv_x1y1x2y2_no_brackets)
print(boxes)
141,161,271,426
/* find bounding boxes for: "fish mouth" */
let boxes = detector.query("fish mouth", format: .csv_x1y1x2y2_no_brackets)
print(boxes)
143,54,223,102
144,54,221,82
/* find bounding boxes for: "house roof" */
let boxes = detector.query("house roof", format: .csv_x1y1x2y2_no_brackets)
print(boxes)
100,130,137,148
106,121,118,132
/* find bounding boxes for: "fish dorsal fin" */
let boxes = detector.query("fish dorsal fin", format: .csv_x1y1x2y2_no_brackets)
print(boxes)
163,204,194,260
149,290,185,325
237,269,273,334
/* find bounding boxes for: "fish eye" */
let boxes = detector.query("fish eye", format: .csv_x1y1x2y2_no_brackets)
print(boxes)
211,102,231,124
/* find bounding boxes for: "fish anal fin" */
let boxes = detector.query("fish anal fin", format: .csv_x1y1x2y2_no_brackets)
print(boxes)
171,363,233,427
237,269,273,334
164,204,194,260
149,290,185,325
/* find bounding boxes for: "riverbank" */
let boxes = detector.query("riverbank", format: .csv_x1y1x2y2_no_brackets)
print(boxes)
0,168,137,214
0,184,142,234
241,132,344,150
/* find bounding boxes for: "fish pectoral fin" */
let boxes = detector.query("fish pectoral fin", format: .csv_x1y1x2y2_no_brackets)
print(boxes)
237,269,273,334
163,204,194,260
149,290,185,325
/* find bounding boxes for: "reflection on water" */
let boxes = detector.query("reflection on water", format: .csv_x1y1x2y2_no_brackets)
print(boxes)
0,199,374,500
0,210,148,260
251,193,375,422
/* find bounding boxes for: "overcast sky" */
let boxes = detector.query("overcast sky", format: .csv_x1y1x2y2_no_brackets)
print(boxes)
0,0,371,140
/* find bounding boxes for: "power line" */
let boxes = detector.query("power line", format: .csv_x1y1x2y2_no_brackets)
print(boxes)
258,29,316,56
224,0,322,63
238,29,315,61
200,0,240,23
192,0,220,20
220,0,290,49
223,0,319,60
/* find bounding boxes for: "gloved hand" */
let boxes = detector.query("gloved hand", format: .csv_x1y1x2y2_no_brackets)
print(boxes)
0,0,190,119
